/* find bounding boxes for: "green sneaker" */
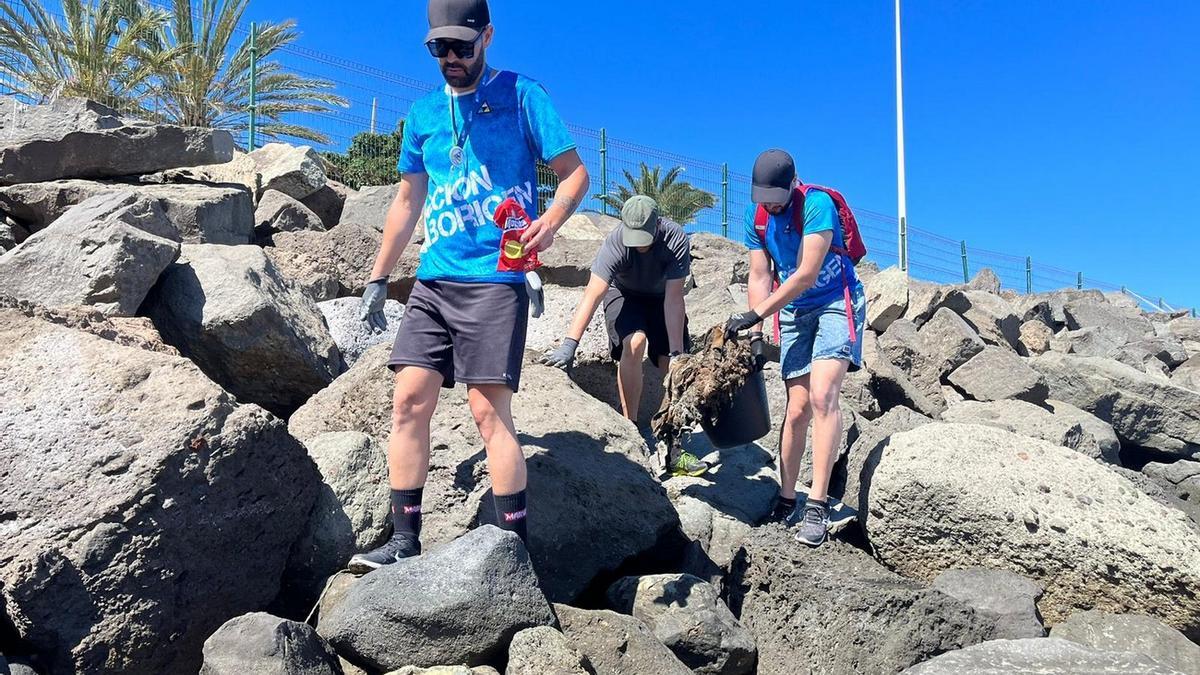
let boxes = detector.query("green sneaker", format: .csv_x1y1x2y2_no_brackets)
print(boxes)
670,451,710,477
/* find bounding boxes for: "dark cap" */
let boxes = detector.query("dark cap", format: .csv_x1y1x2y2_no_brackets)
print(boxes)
425,0,490,43
751,149,796,204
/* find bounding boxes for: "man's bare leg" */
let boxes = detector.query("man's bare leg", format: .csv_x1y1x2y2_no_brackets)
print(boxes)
616,331,648,421
468,383,529,541
779,375,813,501
805,359,850,502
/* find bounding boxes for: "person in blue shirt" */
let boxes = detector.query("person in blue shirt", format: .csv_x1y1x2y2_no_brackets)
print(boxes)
352,0,590,570
724,149,866,548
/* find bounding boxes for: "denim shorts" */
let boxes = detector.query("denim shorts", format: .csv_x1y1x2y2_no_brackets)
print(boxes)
779,287,867,380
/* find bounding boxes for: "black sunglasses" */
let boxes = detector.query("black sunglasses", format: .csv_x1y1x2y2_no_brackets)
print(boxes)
426,33,482,59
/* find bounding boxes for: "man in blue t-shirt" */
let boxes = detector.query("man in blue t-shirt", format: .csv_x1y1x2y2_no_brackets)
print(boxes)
352,0,590,571
724,149,866,548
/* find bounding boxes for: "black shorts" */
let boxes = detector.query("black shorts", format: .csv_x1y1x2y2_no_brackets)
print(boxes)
387,279,529,391
604,287,688,364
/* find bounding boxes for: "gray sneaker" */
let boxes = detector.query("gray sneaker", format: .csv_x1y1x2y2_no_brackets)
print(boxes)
794,501,829,547
348,532,421,573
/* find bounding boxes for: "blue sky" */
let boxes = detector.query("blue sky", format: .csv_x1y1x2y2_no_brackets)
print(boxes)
250,0,1199,308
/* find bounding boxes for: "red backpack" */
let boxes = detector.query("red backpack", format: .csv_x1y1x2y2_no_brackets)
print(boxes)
753,183,866,344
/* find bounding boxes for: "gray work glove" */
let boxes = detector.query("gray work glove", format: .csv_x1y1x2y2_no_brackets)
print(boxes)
526,270,544,319
359,278,388,333
541,337,579,371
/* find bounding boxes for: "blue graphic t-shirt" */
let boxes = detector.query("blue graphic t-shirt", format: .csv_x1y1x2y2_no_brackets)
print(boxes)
742,189,862,314
398,69,576,283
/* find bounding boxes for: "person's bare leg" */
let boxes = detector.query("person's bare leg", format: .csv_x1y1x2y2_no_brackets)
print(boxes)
468,383,530,541
806,359,851,502
779,376,813,500
616,331,648,421
388,366,445,489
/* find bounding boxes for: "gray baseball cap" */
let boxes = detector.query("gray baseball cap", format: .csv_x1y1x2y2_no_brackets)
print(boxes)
620,196,659,247
752,149,796,204
425,0,490,43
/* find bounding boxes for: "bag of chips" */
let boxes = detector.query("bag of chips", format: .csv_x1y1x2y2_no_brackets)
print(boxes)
492,198,542,273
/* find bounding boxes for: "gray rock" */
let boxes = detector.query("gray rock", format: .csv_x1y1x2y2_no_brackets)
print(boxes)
268,223,419,303
143,244,345,416
854,331,946,418
0,191,178,316
527,284,609,363
281,432,390,612
607,574,755,675
339,184,399,230
251,144,327,200
0,217,28,250
939,289,1023,352
299,181,350,230
1043,399,1122,463
0,180,255,244
505,627,590,675
1064,297,1157,344
0,310,320,675
1051,611,1200,675
1018,319,1053,355
289,352,681,603
726,526,995,675
948,347,1049,404
317,296,404,367
878,318,942,401
863,266,909,332
538,238,600,287
1175,355,1200,392
901,638,1180,674
863,423,1200,634
966,268,1002,294
903,278,948,326
1031,352,1200,457
255,189,325,239
918,307,985,377
1142,460,1200,524
200,612,341,675
839,406,932,512
0,98,233,184
1166,317,1200,356
688,233,749,288
557,211,619,240
932,568,1045,639
0,656,38,675
685,281,747,349
323,526,554,672
553,604,692,675
940,399,1100,459
387,666,499,675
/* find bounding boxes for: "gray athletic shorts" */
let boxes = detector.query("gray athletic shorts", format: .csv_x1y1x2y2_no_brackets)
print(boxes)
387,279,529,391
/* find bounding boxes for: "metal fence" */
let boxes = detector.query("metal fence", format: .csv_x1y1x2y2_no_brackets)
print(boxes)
0,0,1192,315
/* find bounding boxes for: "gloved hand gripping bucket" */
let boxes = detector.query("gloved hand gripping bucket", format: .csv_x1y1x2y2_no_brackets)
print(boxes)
701,368,772,448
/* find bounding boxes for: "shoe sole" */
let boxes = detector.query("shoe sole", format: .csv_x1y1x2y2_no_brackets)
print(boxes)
347,558,381,574
794,530,828,547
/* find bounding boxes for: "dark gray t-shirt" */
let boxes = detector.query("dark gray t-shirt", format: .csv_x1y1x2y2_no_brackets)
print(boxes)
591,218,691,296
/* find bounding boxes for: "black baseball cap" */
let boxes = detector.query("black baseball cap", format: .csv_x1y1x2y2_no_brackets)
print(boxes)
751,149,796,204
425,0,490,43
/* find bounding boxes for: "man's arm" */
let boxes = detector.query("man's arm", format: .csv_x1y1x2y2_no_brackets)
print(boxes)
747,249,773,332
664,278,686,354
369,173,429,282
522,149,589,253
753,231,833,318
566,273,610,342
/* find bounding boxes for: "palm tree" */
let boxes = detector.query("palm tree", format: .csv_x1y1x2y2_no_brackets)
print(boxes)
149,0,347,144
0,0,177,111
602,162,717,225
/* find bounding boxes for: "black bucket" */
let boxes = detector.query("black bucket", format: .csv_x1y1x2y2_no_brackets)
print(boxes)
701,369,772,449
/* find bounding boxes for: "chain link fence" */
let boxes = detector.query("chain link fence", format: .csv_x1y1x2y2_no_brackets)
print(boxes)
0,0,1191,314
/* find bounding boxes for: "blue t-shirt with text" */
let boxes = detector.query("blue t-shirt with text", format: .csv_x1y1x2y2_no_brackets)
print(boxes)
742,190,862,314
398,69,575,283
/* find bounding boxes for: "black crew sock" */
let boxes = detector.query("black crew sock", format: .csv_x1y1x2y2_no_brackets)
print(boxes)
391,488,423,540
494,490,528,543
776,496,797,513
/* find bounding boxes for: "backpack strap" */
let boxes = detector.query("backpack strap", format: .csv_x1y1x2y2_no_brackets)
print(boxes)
798,184,858,344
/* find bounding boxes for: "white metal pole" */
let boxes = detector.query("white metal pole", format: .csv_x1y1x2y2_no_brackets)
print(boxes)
370,97,378,134
895,0,909,273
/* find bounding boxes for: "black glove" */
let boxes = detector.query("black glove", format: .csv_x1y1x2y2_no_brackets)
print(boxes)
724,310,762,339
749,331,767,372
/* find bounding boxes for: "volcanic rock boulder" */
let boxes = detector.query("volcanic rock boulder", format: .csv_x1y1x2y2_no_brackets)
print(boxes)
725,526,995,675
931,568,1046,639
0,192,178,316
0,310,320,674
317,296,404,367
863,266,909,332
255,189,325,239
553,604,692,675
0,98,234,184
1050,611,1200,675
339,184,399,230
289,350,681,604
199,612,341,675
947,346,1048,403
901,638,1179,674
505,626,590,675
322,526,554,672
267,222,419,303
143,243,345,416
863,423,1200,634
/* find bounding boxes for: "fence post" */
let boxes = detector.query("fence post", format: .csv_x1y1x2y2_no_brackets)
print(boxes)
1025,256,1033,295
248,22,258,151
599,127,608,216
1077,272,1083,290
899,217,908,273
1159,297,1166,311
1193,308,1197,318
721,163,729,238
370,97,378,134
959,240,969,282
